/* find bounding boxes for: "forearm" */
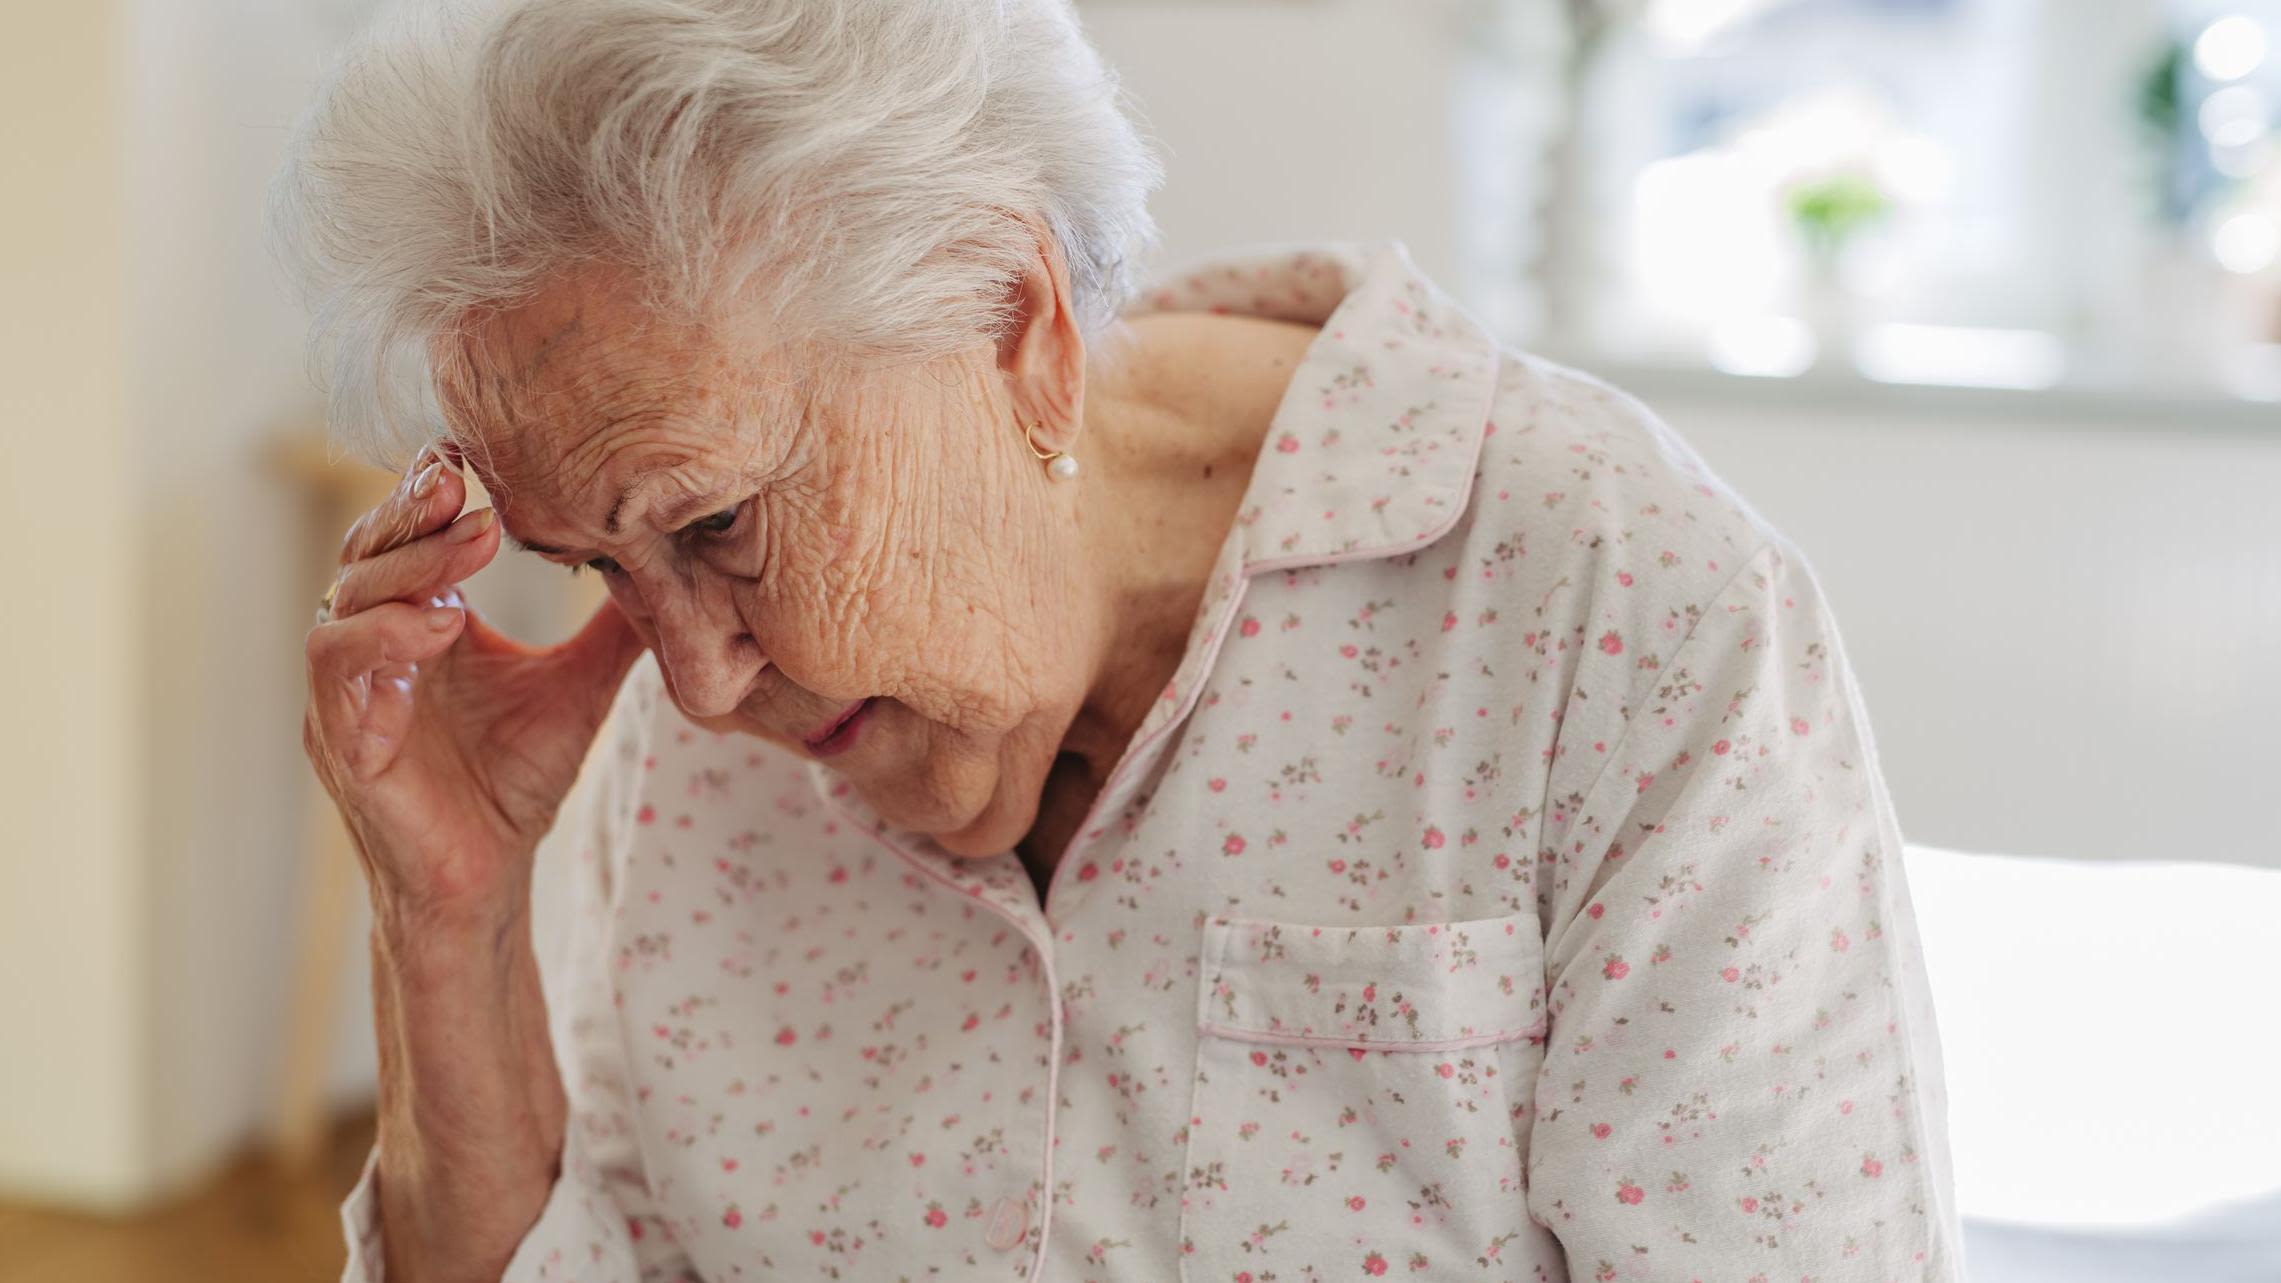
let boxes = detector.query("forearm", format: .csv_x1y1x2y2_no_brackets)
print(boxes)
369,901,567,1283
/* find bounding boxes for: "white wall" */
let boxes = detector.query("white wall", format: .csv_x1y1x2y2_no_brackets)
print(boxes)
123,0,363,1198
1623,372,2281,871
0,0,151,1212
1,0,583,1209
1076,0,1540,328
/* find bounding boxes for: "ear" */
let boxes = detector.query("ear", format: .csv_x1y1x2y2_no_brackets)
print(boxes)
994,212,1087,453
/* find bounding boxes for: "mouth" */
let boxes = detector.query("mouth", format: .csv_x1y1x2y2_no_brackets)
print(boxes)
802,697,876,758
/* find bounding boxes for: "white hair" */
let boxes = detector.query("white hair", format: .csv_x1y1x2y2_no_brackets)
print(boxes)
266,0,1166,464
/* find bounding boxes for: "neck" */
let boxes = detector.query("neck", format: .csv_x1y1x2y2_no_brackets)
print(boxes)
1054,312,1318,793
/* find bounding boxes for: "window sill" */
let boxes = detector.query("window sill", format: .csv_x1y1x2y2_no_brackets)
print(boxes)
1533,345,2281,435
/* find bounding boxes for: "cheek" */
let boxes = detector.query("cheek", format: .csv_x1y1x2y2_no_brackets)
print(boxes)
750,555,876,683
754,377,985,695
750,474,890,664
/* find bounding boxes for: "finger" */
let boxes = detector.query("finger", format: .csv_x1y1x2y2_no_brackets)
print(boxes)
308,598,464,688
330,508,499,619
306,600,466,778
338,447,471,566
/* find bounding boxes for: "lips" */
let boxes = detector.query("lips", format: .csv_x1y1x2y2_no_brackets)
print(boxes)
803,697,874,751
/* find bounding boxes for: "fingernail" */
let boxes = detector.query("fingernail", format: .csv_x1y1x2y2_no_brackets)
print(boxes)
411,461,443,499
448,508,495,543
425,606,461,631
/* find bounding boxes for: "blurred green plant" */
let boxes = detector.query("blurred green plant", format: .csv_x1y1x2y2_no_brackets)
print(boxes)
2133,36,2194,227
2137,38,2185,137
1785,172,1892,271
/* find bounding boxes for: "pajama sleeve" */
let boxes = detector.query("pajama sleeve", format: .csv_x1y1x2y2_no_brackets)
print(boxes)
337,662,700,1283
1524,536,1968,1280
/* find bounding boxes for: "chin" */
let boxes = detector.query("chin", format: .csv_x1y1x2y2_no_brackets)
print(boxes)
858,764,1022,859
867,789,1006,858
825,704,1033,859
926,828,1002,859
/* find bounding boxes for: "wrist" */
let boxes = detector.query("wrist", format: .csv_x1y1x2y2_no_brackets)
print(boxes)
370,907,565,1147
367,852,532,948
367,923,566,1282
371,877,529,976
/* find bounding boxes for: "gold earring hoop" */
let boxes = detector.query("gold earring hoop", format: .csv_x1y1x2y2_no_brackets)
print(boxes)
1024,419,1081,482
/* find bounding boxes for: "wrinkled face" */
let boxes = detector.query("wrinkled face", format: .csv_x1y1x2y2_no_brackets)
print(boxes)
438,261,1097,857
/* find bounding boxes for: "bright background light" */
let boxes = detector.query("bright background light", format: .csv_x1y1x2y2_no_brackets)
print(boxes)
1705,314,1819,377
1854,323,2069,390
2197,83,2269,148
2195,13,2270,81
2213,209,2279,270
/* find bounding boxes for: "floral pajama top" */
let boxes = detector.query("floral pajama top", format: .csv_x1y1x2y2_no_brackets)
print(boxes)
341,239,1968,1283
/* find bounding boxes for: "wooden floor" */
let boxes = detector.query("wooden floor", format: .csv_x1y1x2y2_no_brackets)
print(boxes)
0,1111,375,1283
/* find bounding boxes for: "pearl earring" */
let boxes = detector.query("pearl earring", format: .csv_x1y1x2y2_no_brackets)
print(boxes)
1024,418,1081,481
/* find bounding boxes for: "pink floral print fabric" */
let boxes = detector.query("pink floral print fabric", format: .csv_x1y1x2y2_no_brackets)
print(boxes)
340,239,1967,1282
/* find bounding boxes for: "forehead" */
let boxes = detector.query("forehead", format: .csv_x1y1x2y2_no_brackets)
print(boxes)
433,269,800,506
442,276,694,451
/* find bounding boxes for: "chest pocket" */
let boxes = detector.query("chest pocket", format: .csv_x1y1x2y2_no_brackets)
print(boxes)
1176,913,1549,1281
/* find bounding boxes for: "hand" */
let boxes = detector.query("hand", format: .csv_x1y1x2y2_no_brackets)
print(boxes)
303,444,647,929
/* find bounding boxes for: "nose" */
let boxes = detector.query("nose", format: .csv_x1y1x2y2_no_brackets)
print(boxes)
646,581,766,718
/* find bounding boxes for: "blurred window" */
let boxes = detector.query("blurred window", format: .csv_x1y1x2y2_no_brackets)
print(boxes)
1563,0,2281,394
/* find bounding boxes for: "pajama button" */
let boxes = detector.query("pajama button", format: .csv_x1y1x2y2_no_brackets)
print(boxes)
982,1196,1026,1251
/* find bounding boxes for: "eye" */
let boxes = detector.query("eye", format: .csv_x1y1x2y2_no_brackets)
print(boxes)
573,555,622,576
687,505,743,539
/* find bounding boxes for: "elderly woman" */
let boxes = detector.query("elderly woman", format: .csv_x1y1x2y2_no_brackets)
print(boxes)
274,2,1965,1281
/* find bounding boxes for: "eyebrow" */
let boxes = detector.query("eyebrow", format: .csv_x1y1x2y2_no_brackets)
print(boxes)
504,529,573,558
500,463,696,559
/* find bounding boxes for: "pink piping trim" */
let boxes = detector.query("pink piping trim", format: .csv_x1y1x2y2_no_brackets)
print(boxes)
1009,560,1261,1280
817,791,1063,1279
1039,341,1494,1271
1197,1017,1546,1053
820,554,1261,1281
1034,566,1251,916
